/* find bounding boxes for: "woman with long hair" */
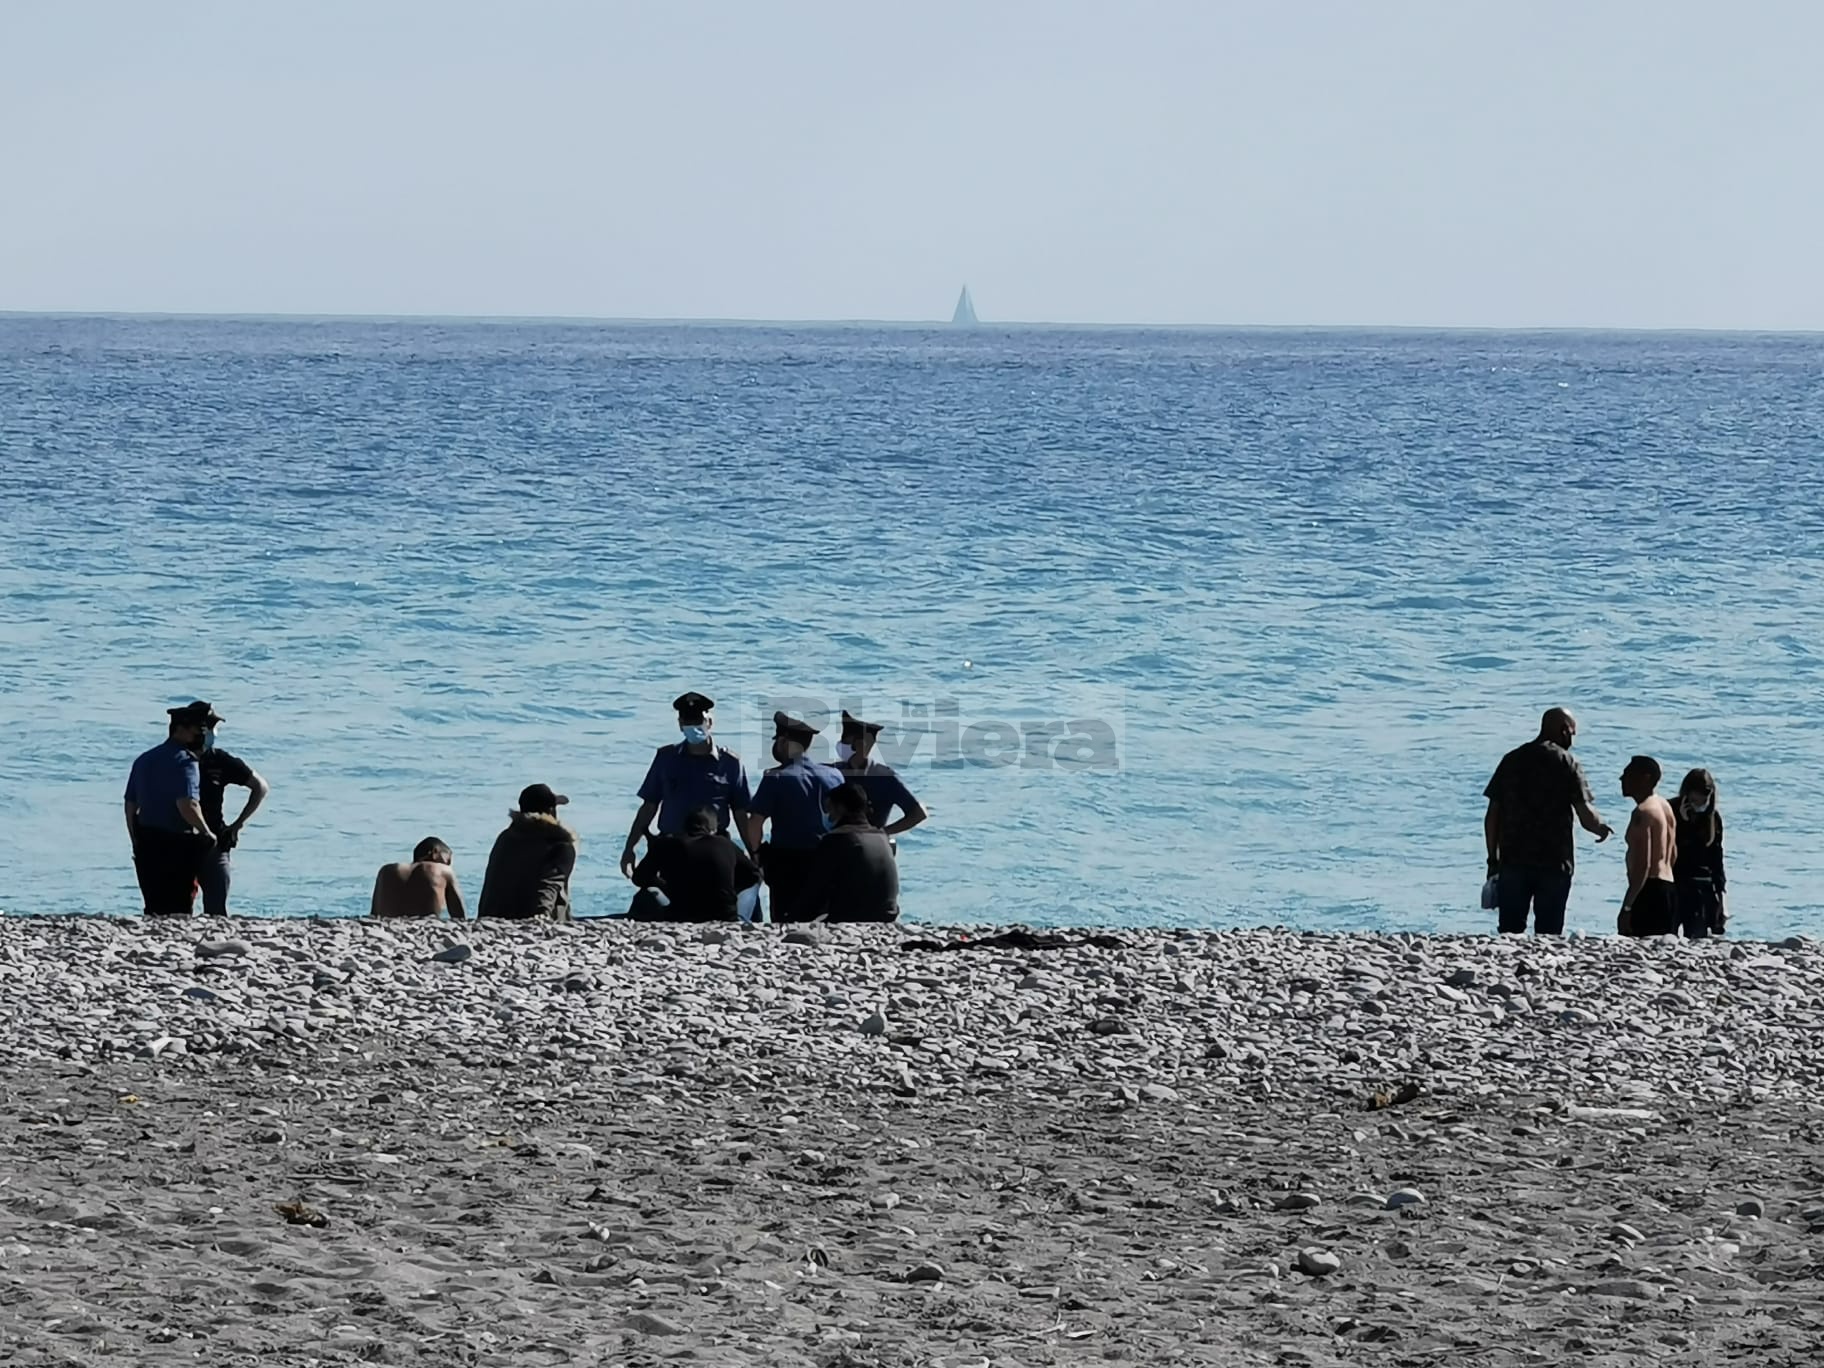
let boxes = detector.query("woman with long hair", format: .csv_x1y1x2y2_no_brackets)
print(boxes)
1672,769,1727,938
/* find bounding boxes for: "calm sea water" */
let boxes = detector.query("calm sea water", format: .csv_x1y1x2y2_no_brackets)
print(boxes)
3,316,1822,936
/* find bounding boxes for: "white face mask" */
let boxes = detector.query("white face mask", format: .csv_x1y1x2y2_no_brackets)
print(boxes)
835,742,855,763
1685,797,1712,814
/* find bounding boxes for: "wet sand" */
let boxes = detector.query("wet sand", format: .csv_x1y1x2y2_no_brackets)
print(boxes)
2,917,1822,1365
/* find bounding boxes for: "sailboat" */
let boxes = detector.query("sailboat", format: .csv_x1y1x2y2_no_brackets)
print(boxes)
951,285,978,327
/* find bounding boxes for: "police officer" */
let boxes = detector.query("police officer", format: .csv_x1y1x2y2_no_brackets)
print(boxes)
621,692,754,880
832,710,928,836
744,711,845,922
123,701,219,916
197,713,271,916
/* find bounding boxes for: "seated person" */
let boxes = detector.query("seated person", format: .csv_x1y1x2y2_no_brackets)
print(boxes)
803,782,900,923
629,806,761,921
478,784,578,921
371,837,467,919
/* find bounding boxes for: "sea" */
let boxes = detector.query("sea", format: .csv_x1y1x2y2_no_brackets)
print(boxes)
3,315,1822,937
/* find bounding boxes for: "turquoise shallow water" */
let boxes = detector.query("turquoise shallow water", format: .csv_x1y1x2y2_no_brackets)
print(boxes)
3,316,1822,934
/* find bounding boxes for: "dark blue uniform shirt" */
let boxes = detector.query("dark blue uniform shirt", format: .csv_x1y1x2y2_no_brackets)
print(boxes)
749,757,846,850
637,743,753,835
124,740,201,833
837,759,920,826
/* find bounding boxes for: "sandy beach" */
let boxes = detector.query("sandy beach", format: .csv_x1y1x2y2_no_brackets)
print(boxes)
3,917,1823,1365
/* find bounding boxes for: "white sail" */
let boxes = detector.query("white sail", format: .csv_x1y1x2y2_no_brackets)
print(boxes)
952,286,978,326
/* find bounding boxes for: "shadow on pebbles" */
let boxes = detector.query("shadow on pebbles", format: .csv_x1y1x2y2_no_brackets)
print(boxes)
2,917,1823,1365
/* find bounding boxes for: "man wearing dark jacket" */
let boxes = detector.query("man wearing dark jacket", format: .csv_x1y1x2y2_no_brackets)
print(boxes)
478,784,577,921
629,806,761,921
803,782,900,923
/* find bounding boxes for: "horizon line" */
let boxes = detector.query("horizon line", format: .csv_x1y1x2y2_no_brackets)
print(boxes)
2,308,1822,337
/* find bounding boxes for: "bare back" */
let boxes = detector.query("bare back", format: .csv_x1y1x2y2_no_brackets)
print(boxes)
371,861,465,919
1627,796,1677,885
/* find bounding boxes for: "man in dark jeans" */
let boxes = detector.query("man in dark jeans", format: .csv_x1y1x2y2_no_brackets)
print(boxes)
1483,707,1614,935
124,701,219,916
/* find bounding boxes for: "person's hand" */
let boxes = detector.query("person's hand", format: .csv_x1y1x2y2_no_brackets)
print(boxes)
220,822,242,852
1485,857,1498,879
619,845,639,881
1594,823,1614,843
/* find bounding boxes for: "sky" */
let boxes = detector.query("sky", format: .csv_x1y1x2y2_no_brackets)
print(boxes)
3,1,1823,328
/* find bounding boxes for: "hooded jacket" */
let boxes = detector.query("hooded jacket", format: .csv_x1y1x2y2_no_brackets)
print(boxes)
477,810,577,920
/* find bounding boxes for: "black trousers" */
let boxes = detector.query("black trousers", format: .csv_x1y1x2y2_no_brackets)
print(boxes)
133,828,208,917
759,845,818,923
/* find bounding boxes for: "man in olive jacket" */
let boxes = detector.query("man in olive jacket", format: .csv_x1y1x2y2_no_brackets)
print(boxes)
478,784,577,921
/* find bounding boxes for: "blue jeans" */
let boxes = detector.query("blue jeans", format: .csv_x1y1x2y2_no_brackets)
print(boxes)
1496,864,1573,936
199,849,232,916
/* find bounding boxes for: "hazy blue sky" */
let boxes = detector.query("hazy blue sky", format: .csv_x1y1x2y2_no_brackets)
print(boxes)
4,2,1822,326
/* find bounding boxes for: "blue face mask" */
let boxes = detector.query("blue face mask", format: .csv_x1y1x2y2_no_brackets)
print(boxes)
820,806,835,833
680,725,709,745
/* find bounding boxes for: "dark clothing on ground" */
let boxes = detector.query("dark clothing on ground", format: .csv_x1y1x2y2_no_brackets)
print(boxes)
758,844,819,923
1621,878,1679,937
199,748,255,836
835,758,920,827
478,812,577,920
1494,864,1573,937
199,849,232,917
636,743,752,835
133,827,209,916
1485,740,1594,876
631,832,760,921
803,823,900,923
125,740,201,834
749,758,845,850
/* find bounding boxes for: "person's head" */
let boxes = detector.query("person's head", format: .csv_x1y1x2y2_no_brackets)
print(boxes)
1539,707,1577,749
827,781,872,827
683,805,718,837
166,700,222,753
771,711,818,765
412,837,452,865
1677,768,1718,814
673,691,715,746
1620,754,1662,802
516,782,570,817
837,710,885,763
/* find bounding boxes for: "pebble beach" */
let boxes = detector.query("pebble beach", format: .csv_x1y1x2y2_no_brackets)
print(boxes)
3,916,1823,1365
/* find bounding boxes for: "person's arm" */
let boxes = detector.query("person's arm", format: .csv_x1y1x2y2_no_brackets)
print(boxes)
734,849,761,893
621,799,659,880
1622,808,1646,914
731,807,759,854
370,871,386,918
124,800,139,845
631,847,664,891
444,869,467,921
175,797,216,841
881,778,927,837
227,769,270,839
1712,815,1727,903
537,843,578,921
1483,799,1500,875
1574,801,1613,842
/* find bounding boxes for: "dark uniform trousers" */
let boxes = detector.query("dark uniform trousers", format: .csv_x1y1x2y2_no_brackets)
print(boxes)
759,845,819,923
134,828,208,917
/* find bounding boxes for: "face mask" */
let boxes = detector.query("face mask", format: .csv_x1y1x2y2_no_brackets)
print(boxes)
820,806,835,833
835,741,855,762
1686,797,1711,814
680,725,709,745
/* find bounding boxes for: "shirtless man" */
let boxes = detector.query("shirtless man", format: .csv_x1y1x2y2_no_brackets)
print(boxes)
371,837,467,919
1619,756,1678,936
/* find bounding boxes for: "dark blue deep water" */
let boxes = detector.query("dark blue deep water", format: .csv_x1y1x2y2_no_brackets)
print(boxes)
3,316,1822,934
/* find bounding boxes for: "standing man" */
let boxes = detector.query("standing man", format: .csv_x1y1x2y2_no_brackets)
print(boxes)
832,711,928,836
197,713,271,916
1618,755,1679,937
744,711,845,922
1483,707,1614,936
123,701,219,916
621,692,753,879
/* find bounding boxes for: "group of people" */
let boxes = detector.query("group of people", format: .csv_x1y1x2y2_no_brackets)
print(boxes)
124,693,921,924
1483,708,1728,939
